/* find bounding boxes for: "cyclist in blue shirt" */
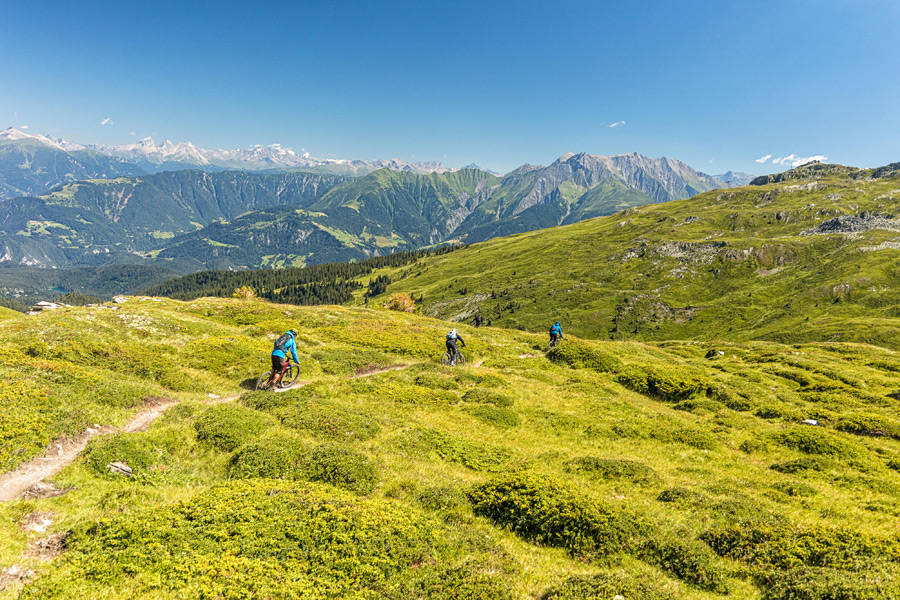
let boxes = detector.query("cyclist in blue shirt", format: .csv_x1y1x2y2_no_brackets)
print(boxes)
265,329,299,389
549,322,563,347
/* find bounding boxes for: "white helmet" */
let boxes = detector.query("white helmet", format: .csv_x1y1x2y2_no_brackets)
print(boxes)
450,329,458,336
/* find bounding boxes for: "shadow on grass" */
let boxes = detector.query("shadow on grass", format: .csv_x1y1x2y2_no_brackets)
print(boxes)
239,377,259,391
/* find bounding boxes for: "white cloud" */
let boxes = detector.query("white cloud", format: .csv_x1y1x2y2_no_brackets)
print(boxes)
771,153,827,167
609,120,626,128
19,125,29,130
755,154,772,163
100,117,113,126
129,131,136,136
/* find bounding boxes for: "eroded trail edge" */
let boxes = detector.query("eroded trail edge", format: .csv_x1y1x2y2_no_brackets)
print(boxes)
0,398,177,502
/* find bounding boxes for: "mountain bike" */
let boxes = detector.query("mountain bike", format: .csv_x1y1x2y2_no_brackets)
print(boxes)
256,361,300,391
441,350,466,367
546,337,561,352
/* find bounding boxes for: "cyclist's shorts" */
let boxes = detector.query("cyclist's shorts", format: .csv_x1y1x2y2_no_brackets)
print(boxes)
272,354,288,372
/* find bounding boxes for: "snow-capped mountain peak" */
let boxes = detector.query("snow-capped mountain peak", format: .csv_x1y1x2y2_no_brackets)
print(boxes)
0,127,85,151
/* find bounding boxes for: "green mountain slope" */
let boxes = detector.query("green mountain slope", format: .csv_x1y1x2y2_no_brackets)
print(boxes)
1,297,899,599
1,153,724,273
372,162,900,349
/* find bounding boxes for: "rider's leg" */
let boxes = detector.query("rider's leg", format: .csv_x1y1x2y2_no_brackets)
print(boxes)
447,340,457,365
272,356,287,385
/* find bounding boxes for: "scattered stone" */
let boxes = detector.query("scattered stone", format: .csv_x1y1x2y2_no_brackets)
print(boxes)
22,481,69,499
801,419,819,426
20,512,53,533
208,393,221,399
26,532,67,561
0,565,35,589
107,461,133,477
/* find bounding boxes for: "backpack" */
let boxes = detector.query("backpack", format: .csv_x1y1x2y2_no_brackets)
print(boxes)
446,331,456,340
274,332,292,352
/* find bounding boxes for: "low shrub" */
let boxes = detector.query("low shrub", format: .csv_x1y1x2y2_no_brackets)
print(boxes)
771,427,861,458
770,457,831,474
835,413,899,439
466,405,521,429
300,443,378,495
546,341,622,372
227,431,306,479
673,397,724,414
20,480,461,599
615,365,711,403
311,347,393,375
888,458,900,472
757,564,900,600
194,404,275,451
739,437,770,454
272,400,380,441
417,485,470,517
397,427,510,472
409,561,515,600
355,381,459,405
461,389,513,407
700,523,900,572
467,471,651,558
84,433,167,479
640,534,729,593
383,292,416,312
657,487,698,504
414,373,459,390
540,570,676,600
658,425,718,450
565,456,659,484
770,481,817,497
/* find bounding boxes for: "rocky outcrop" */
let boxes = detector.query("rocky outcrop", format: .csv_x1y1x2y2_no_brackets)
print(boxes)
802,212,900,235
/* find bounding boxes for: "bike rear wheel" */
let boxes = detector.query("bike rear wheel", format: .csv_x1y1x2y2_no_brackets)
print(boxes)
280,364,300,388
441,352,452,366
256,371,273,391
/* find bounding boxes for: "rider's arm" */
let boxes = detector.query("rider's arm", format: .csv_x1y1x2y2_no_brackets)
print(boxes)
289,339,299,363
458,335,466,347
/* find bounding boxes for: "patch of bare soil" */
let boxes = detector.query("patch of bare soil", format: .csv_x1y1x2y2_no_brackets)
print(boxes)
26,532,68,561
353,364,408,378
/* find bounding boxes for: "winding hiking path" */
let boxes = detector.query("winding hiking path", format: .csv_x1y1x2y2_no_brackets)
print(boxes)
0,363,416,502
0,398,179,502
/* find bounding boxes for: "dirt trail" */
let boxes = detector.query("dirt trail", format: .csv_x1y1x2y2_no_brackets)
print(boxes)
352,364,409,378
1,362,419,502
0,398,176,502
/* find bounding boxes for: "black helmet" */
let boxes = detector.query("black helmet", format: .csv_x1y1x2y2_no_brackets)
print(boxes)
288,329,297,336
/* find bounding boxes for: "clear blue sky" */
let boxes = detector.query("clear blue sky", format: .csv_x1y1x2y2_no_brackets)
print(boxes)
2,0,898,174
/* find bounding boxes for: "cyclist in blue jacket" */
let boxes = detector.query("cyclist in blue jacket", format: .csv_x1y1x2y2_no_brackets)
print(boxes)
549,322,563,348
265,329,299,389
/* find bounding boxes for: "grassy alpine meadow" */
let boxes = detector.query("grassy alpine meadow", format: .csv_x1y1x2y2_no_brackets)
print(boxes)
365,163,900,349
0,296,899,598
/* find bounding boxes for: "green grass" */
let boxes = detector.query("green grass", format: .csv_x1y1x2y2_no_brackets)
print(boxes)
0,296,898,599
370,165,900,349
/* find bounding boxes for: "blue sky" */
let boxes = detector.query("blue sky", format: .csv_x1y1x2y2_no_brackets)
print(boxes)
1,0,898,174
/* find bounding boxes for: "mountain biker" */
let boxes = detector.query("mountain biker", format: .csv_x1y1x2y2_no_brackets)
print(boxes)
549,321,563,347
265,329,299,389
446,328,466,366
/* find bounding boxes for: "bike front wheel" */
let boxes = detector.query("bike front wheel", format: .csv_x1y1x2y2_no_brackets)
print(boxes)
441,353,452,366
256,371,273,391
455,353,466,366
280,365,300,388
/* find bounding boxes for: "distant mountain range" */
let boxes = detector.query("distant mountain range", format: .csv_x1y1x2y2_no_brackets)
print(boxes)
0,127,456,199
0,149,733,272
